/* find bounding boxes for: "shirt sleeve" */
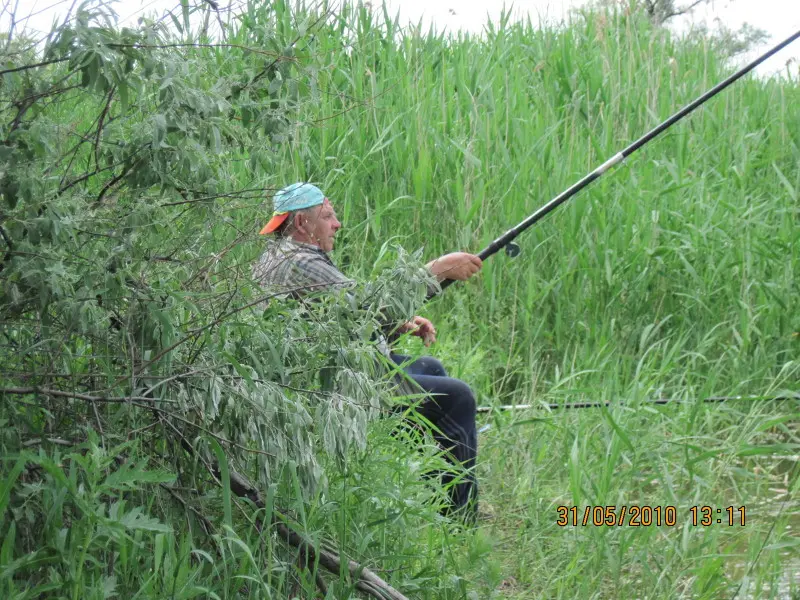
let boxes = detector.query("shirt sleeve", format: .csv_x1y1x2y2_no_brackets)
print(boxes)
423,270,441,299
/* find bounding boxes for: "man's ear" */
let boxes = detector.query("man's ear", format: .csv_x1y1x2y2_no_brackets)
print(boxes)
292,211,306,234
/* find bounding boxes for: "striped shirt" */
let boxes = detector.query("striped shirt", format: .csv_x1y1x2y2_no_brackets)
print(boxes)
252,236,390,358
252,236,437,397
252,236,439,356
252,236,355,297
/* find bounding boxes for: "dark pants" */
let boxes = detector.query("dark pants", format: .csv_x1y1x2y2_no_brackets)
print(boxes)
390,353,478,518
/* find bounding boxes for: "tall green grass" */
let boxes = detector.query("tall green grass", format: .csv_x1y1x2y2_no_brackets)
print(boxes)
223,3,799,597
238,4,798,403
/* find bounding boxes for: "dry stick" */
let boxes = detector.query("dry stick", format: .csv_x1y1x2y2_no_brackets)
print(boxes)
159,412,409,600
225,470,409,600
0,386,175,403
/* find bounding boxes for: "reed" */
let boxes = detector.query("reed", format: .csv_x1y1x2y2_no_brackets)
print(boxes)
231,4,799,596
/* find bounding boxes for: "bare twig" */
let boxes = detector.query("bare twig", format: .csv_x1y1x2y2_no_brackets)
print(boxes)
0,57,70,76
1,386,277,459
4,0,19,48
128,401,276,458
94,157,143,206
102,282,346,393
106,42,294,60
661,0,707,22
58,158,127,194
0,386,176,403
160,186,279,207
1,83,81,113
92,399,105,440
0,224,12,273
232,7,333,98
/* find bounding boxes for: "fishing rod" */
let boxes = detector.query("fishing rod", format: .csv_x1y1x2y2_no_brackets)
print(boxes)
475,393,799,413
432,28,800,296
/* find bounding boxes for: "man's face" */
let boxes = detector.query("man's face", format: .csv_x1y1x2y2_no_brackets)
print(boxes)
301,199,341,252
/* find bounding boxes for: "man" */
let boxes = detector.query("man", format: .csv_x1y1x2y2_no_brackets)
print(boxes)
252,182,483,518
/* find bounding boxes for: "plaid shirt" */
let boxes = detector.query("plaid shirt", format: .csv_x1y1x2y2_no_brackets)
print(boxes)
252,236,356,297
253,236,440,361
253,237,437,398
253,236,398,357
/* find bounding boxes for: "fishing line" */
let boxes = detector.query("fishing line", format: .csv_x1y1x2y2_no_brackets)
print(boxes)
476,393,799,414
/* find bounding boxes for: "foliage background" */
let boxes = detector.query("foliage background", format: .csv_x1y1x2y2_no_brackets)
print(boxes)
1,0,798,598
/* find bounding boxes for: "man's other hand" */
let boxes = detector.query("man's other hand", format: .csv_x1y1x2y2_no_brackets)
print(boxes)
426,252,483,282
399,316,437,346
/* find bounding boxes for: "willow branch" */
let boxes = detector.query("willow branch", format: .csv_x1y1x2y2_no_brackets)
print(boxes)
0,386,275,458
0,57,69,76
106,42,294,60
0,386,174,403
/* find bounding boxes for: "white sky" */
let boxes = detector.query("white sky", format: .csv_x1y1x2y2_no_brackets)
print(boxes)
3,0,799,75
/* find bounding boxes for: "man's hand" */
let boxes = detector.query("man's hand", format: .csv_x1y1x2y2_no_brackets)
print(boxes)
426,252,483,282
399,316,437,346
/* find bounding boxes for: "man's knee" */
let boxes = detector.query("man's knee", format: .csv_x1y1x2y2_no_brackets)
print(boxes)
414,356,448,377
447,379,476,419
408,373,476,424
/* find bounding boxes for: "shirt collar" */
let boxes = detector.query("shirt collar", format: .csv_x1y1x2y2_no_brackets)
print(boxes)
276,236,334,263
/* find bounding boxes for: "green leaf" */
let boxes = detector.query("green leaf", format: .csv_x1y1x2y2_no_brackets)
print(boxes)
736,443,799,457
153,114,167,148
103,574,118,599
154,533,166,574
169,11,184,34
116,506,172,532
210,439,232,528
101,462,175,492
181,0,191,32
599,405,634,452
118,81,129,112
211,126,221,154
0,454,26,525
268,72,283,95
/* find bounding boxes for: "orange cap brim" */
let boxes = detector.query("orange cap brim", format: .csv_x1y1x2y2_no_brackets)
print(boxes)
259,212,289,235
